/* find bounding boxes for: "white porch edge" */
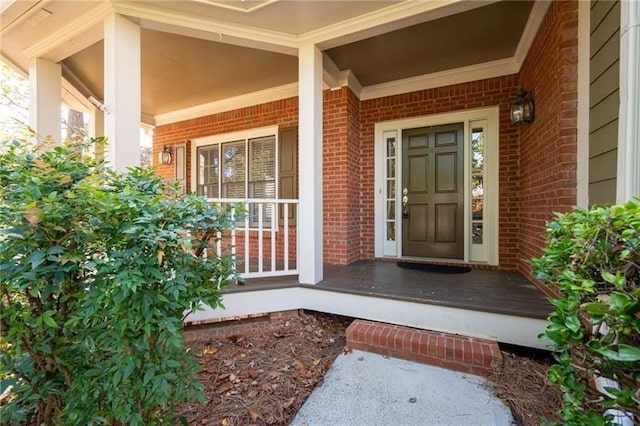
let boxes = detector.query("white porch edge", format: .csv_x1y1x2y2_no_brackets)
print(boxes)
297,44,324,284
184,287,550,350
616,0,640,202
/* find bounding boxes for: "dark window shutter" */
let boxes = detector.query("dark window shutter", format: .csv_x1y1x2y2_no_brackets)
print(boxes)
278,127,297,222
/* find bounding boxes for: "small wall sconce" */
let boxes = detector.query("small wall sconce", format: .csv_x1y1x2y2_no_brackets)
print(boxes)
510,89,535,124
158,145,172,165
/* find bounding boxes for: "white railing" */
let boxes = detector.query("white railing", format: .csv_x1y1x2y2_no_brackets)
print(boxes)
207,198,298,279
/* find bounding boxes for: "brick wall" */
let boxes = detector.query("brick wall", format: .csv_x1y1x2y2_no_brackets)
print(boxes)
323,87,362,264
518,0,578,278
359,76,521,269
154,97,299,188
153,0,579,274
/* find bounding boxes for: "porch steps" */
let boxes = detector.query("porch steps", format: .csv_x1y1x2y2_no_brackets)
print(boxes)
346,320,502,376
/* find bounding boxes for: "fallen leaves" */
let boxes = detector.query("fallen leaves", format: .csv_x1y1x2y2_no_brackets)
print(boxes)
180,312,350,425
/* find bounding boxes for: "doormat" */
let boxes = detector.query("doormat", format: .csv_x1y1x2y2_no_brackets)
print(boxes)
397,262,471,274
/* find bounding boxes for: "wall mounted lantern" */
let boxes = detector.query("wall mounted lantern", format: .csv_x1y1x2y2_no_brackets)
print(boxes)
158,145,172,165
510,89,535,124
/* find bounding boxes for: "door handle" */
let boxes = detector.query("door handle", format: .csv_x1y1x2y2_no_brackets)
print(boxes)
402,189,409,218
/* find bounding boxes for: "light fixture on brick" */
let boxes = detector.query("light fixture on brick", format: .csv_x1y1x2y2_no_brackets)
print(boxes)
510,89,535,124
159,145,172,165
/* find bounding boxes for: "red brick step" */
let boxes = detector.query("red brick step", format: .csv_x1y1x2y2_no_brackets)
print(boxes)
345,320,502,376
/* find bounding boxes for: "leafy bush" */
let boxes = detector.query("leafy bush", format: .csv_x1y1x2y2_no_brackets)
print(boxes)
0,138,237,424
534,200,640,425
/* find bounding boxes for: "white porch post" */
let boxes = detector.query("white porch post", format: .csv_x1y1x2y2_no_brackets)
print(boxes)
29,58,61,144
298,44,323,284
91,109,105,163
104,14,141,172
616,0,640,202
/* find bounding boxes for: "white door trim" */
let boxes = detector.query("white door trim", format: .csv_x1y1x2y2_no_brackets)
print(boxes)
374,106,500,265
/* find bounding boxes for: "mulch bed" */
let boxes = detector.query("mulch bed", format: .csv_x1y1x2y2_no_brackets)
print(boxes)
487,350,563,426
179,311,351,425
180,311,562,425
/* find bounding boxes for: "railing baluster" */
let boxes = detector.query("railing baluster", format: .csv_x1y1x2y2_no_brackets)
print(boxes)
258,203,263,273
244,206,250,275
284,203,289,272
206,198,298,278
271,201,276,273
231,206,236,272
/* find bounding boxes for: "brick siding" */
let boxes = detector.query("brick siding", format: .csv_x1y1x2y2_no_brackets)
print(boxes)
518,0,578,281
152,1,578,274
359,76,521,269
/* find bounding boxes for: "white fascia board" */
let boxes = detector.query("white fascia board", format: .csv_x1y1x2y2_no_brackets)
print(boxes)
299,0,498,50
112,1,298,55
361,58,519,101
154,82,298,126
512,0,551,70
61,77,93,113
22,2,112,60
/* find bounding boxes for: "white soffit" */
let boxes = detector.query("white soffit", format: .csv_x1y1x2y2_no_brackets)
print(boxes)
154,82,298,126
301,0,498,50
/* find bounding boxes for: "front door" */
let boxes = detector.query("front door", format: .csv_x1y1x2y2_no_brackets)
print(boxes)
401,123,464,259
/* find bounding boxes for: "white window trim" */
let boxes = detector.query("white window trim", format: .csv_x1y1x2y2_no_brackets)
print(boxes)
374,106,499,265
190,125,279,196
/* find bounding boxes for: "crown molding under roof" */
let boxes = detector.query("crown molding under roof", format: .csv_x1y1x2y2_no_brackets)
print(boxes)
512,0,551,69
154,82,298,126
22,2,112,60
113,1,298,55
153,55,518,126
192,0,278,14
360,58,520,101
300,0,498,50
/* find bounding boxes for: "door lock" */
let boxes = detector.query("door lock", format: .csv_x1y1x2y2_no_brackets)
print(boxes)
402,190,409,218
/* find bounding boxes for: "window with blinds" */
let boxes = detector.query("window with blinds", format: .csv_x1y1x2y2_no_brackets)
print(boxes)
196,135,276,227
249,136,276,226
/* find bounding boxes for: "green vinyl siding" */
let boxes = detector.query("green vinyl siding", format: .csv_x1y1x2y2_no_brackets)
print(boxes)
589,0,620,205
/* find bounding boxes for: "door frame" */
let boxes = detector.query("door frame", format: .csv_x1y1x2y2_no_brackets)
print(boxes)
374,106,499,265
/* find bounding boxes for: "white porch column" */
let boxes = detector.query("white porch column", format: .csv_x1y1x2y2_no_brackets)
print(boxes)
29,58,61,144
298,44,323,284
616,0,640,202
104,14,141,171
91,109,105,163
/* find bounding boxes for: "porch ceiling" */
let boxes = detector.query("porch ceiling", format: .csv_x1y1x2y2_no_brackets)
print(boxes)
0,0,535,120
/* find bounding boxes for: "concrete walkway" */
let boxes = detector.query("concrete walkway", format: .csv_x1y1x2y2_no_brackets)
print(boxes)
291,350,513,426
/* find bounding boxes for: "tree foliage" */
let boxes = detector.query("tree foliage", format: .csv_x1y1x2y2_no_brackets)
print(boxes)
0,62,30,140
0,137,237,424
534,201,640,425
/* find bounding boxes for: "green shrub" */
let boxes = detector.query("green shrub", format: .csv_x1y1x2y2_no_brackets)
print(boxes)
534,200,640,425
0,138,237,424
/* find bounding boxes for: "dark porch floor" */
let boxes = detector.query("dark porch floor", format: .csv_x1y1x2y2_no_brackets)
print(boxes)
226,260,553,320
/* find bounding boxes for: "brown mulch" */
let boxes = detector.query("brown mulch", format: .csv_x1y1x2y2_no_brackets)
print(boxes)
179,311,351,425
181,311,563,426
487,351,563,426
